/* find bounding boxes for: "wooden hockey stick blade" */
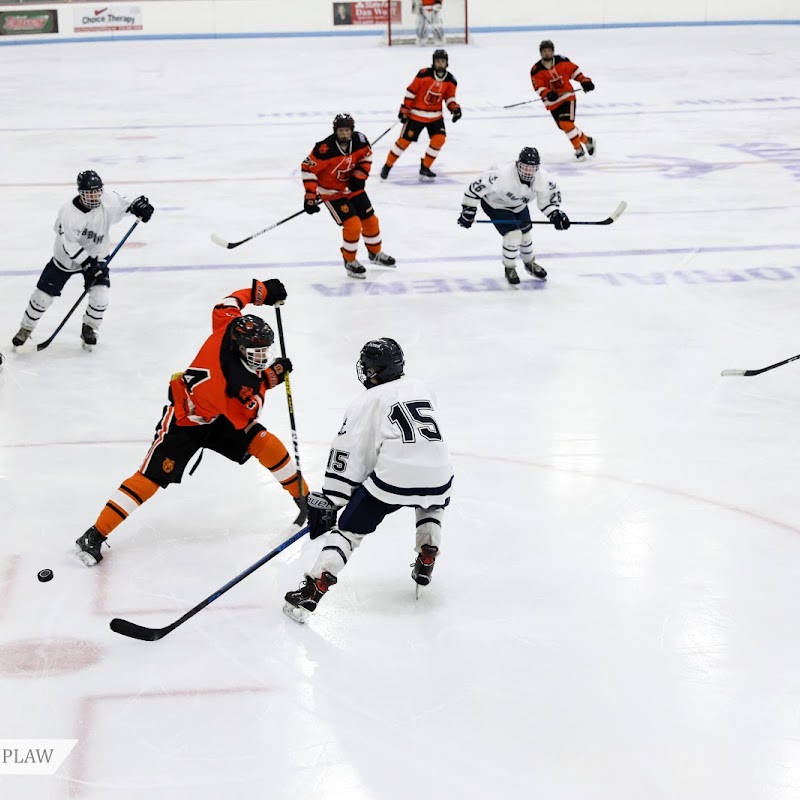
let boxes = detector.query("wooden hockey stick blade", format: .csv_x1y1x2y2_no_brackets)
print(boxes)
720,369,749,376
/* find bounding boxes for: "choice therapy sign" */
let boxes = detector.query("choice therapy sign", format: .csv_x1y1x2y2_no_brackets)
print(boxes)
0,10,59,35
73,5,143,33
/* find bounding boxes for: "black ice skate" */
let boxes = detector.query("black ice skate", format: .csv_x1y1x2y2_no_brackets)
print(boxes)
574,147,587,161
344,259,367,280
412,544,439,598
585,137,596,156
418,161,437,182
504,266,520,286
368,251,396,267
81,324,98,351
524,261,547,280
380,164,391,180
12,327,31,348
75,525,108,566
283,571,338,624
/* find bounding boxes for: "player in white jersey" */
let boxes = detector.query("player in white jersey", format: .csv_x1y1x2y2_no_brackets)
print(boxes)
11,170,153,351
284,338,453,622
457,147,571,285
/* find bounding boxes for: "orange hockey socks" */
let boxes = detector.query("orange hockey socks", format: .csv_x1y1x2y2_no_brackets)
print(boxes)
95,471,160,536
248,430,308,497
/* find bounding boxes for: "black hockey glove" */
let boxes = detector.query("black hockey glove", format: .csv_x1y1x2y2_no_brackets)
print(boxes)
457,206,476,229
306,491,338,539
546,90,559,102
450,104,462,123
398,106,410,121
80,255,100,274
252,278,287,306
128,195,154,223
348,176,366,193
303,194,320,214
581,81,595,92
549,209,571,230
263,357,293,388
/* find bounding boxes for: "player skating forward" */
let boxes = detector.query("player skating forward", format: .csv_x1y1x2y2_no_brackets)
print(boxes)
380,49,461,182
302,113,395,280
284,338,453,623
414,0,444,45
74,280,308,566
11,171,153,351
457,147,570,285
530,39,596,160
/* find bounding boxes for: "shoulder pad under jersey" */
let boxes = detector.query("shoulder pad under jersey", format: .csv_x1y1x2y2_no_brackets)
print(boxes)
355,132,368,146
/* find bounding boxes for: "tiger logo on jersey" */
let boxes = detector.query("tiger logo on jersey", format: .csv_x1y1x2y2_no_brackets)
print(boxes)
163,457,175,473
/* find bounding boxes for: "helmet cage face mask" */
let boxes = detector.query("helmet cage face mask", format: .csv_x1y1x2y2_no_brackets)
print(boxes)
517,161,539,182
240,342,274,371
79,187,103,209
231,316,275,371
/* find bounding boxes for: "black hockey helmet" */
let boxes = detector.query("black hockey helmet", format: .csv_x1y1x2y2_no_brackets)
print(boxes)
539,39,554,55
432,49,449,71
230,314,275,371
516,146,541,182
77,170,103,209
332,113,355,132
357,338,405,387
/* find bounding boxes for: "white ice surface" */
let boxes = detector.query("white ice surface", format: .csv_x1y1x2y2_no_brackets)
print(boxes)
2,25,800,800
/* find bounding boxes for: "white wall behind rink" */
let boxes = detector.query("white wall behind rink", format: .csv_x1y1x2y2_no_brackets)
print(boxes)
0,0,797,45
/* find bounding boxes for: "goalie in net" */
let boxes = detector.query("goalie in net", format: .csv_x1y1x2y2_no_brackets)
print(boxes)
387,0,468,46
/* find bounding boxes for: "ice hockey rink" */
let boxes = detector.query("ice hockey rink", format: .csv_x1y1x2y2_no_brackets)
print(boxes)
2,22,800,799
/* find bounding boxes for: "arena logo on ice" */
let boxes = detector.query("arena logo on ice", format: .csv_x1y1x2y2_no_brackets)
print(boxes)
73,5,142,32
311,267,800,296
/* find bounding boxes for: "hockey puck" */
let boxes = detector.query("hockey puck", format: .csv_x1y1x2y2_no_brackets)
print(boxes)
37,569,54,583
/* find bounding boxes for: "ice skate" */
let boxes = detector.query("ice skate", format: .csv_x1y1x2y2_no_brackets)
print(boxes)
524,261,547,280
81,323,97,352
344,259,367,280
504,266,520,286
585,137,596,156
74,525,107,566
412,544,439,599
368,251,396,267
380,165,391,180
418,161,437,182
12,327,32,349
574,147,587,161
283,572,337,624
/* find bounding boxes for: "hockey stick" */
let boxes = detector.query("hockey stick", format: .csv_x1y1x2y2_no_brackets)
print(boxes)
110,525,310,641
503,100,534,109
35,221,139,352
274,305,306,525
721,353,800,377
372,121,400,146
475,201,627,227
210,209,304,250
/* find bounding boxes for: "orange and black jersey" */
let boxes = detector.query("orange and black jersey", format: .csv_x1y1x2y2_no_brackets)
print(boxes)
530,56,591,111
169,287,277,430
301,132,373,203
402,67,458,122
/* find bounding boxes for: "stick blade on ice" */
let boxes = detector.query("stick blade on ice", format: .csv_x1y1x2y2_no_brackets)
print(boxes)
720,369,748,376
210,233,232,249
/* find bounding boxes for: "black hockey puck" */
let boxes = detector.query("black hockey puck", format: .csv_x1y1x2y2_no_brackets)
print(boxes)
37,569,54,583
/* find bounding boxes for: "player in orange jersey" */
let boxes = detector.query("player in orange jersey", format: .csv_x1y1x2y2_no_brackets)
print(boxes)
530,39,596,160
380,49,461,183
74,279,308,566
302,113,396,280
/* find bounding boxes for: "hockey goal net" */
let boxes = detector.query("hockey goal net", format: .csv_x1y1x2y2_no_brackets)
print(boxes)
386,0,469,46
